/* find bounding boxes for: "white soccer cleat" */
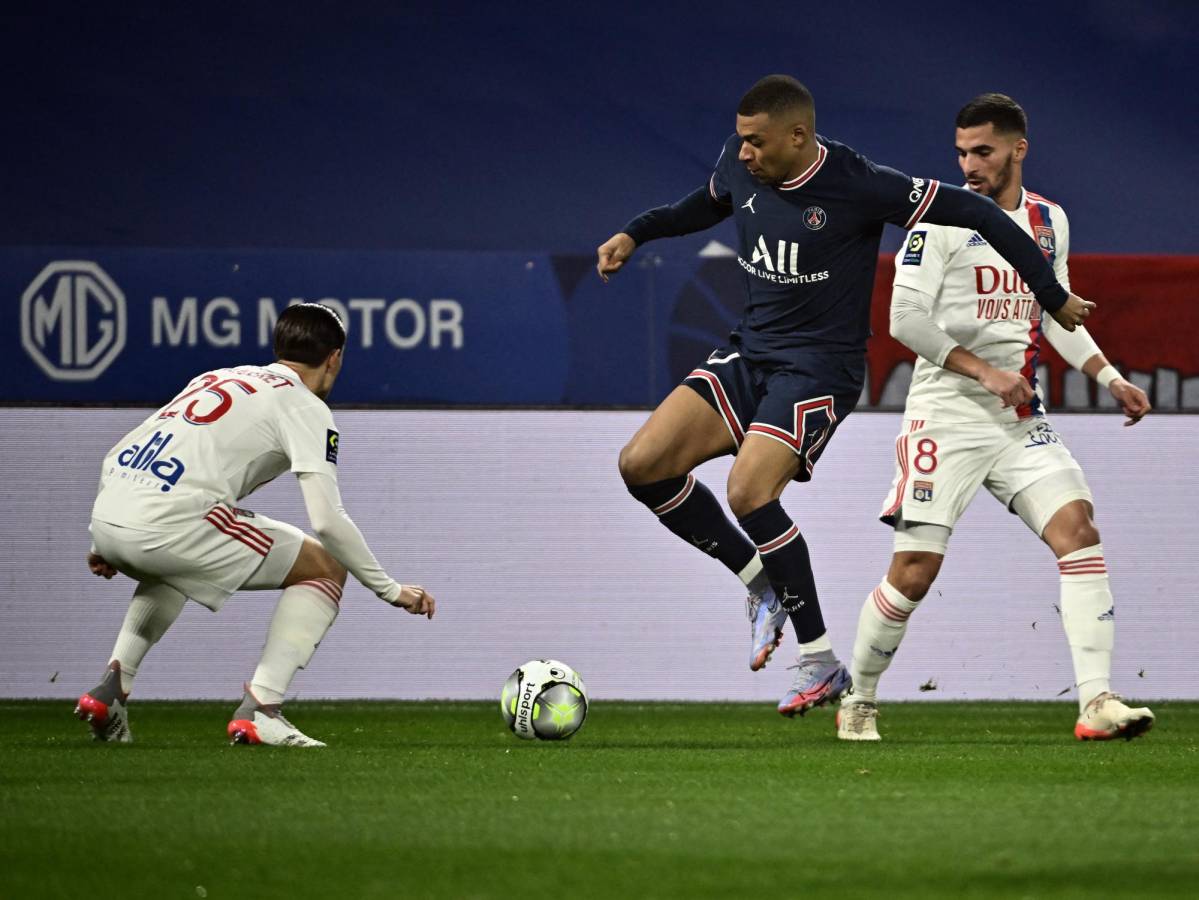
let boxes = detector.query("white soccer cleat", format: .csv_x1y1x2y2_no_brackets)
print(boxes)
1074,692,1154,742
227,686,326,748
836,701,881,742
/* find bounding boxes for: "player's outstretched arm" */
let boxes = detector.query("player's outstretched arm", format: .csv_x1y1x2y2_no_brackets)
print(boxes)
297,471,435,618
1041,320,1150,426
596,233,637,282
599,186,732,282
1049,294,1094,331
1085,355,1151,426
921,185,1094,330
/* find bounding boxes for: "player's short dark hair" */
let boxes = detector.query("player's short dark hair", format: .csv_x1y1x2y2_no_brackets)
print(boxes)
273,303,346,366
955,93,1028,137
737,75,815,121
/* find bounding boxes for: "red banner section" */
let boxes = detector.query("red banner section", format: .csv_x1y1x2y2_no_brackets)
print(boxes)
868,255,1199,410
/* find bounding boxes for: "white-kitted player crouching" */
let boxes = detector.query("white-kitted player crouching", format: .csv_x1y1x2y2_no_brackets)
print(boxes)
78,303,435,747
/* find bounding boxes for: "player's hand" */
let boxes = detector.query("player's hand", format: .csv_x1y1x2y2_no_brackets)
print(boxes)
596,232,637,283
1109,378,1151,427
87,552,117,579
393,584,435,619
1048,293,1095,332
979,367,1034,409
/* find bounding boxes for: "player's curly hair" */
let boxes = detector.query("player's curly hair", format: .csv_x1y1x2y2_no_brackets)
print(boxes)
956,93,1027,137
738,75,815,121
274,303,346,366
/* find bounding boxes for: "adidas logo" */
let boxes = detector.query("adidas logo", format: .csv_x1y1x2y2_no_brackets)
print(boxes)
1098,606,1115,621
966,232,988,247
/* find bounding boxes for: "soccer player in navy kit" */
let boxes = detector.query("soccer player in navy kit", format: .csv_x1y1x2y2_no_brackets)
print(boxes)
597,75,1095,717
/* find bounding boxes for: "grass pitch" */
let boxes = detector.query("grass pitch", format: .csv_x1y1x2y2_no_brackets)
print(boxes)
3,700,1197,899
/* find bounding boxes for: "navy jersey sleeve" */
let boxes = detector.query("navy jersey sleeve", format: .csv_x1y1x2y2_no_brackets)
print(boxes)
855,158,1067,312
621,138,734,245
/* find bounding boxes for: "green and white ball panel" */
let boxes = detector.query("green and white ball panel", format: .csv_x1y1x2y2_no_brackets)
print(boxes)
500,669,522,729
530,681,587,740
500,659,589,741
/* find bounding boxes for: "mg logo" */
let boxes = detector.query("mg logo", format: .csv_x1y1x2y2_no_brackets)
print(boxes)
21,261,126,381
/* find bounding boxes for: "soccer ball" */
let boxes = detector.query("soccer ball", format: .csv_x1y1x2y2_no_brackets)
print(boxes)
500,659,588,741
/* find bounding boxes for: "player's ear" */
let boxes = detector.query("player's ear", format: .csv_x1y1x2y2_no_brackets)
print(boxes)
326,347,343,371
1013,137,1028,163
790,120,809,148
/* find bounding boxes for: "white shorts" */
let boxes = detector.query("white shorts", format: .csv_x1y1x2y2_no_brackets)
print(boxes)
90,503,305,611
879,417,1087,531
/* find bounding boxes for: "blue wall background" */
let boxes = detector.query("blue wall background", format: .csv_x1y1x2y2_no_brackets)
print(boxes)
4,1,1196,255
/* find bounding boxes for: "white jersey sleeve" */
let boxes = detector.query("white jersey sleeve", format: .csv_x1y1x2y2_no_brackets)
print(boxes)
892,223,959,298
276,399,340,479
298,472,402,602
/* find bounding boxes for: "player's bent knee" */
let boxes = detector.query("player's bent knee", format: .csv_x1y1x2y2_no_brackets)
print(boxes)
1044,500,1100,555
887,552,942,602
618,438,674,486
725,479,772,520
286,537,348,588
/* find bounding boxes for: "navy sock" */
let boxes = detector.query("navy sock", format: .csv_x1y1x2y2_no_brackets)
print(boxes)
628,475,756,575
737,500,827,643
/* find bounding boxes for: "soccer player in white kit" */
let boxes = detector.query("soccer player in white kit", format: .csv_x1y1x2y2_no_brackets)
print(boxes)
77,303,435,747
835,94,1154,742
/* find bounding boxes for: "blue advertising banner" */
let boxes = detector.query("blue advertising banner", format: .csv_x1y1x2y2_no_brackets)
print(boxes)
7,248,1198,410
5,247,588,405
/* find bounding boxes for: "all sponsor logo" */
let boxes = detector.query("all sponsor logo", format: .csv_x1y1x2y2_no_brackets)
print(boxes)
802,206,827,230
902,231,927,266
21,261,126,381
913,480,934,502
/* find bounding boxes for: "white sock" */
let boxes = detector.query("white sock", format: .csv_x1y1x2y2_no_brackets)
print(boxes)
250,580,342,705
799,634,833,655
1057,544,1113,712
738,553,769,594
848,580,921,703
109,582,187,694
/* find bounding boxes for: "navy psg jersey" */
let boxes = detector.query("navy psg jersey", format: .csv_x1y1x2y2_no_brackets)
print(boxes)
710,134,945,359
622,134,1066,367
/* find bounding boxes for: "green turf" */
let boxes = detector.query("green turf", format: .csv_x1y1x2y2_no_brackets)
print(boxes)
3,700,1197,899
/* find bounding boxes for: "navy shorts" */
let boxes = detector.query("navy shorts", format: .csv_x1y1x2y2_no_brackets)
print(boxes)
683,345,863,482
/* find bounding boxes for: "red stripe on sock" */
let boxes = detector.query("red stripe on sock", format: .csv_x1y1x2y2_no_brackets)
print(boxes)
758,524,799,554
652,474,696,516
872,587,910,623
297,579,342,604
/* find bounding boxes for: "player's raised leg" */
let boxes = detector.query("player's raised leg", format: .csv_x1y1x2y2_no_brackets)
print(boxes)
727,433,849,715
619,383,783,670
1017,478,1154,740
75,581,187,743
228,536,347,747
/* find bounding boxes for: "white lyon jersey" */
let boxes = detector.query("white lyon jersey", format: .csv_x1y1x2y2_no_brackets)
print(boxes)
93,363,339,531
893,188,1069,423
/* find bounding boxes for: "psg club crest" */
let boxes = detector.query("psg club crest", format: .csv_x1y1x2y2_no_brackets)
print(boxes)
913,480,934,502
803,206,827,231
1034,225,1055,254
